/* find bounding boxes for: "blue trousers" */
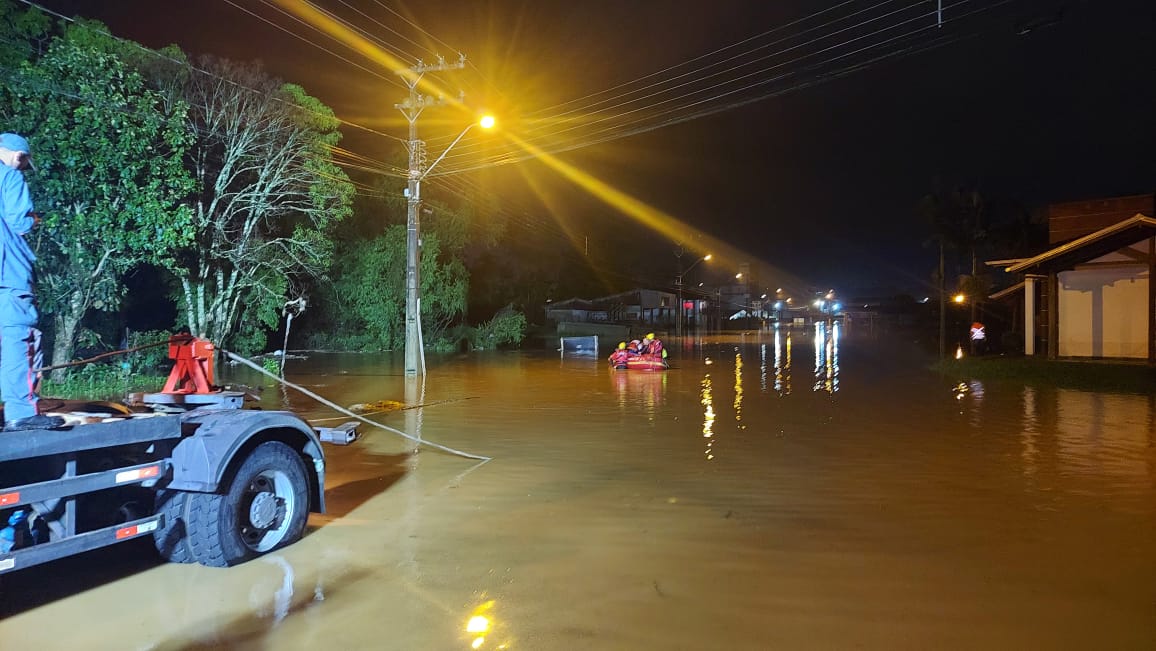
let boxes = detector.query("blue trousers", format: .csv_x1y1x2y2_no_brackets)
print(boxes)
0,288,42,422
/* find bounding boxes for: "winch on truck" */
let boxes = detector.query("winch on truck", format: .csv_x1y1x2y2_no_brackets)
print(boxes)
0,335,358,573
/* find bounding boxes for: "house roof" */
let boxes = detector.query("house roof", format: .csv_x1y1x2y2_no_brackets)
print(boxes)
546,297,600,311
546,288,676,311
1004,213,1156,274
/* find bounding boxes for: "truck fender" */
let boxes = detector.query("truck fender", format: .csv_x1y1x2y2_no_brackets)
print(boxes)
168,410,326,513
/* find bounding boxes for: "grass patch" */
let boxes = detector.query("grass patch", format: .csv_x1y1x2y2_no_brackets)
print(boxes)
933,355,1156,394
41,364,168,401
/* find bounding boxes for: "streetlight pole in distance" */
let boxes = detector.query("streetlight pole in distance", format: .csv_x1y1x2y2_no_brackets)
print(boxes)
675,253,711,338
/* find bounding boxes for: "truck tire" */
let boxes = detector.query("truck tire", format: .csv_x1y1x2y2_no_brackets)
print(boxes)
185,441,310,567
153,489,195,563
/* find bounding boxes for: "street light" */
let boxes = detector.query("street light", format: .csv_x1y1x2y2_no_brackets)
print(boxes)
675,253,711,338
404,114,495,376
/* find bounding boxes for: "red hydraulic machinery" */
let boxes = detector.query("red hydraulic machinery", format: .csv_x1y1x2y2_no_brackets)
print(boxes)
160,335,217,394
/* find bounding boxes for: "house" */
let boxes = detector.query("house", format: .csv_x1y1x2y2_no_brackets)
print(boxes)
989,194,1154,362
545,289,678,338
544,297,608,324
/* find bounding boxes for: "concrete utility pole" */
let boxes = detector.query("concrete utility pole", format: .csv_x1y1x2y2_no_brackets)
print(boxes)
396,55,466,377
674,250,710,339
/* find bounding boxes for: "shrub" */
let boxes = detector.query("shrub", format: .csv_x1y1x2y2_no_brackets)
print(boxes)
468,308,526,350
125,330,174,373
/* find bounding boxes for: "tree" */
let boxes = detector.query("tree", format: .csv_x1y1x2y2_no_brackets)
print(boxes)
919,184,986,357
0,0,50,67
174,57,353,350
1,21,195,376
321,226,467,351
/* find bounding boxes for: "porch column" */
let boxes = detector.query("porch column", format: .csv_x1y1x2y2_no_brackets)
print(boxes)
1149,236,1155,365
1047,272,1059,359
1024,275,1038,356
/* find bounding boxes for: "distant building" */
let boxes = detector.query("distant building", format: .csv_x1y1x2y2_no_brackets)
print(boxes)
988,194,1154,362
545,289,678,338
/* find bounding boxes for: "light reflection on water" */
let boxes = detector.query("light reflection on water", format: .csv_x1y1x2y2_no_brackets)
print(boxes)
773,327,792,396
701,371,715,461
733,350,743,426
759,343,767,392
812,320,839,394
4,336,1155,649
1051,388,1156,494
613,368,667,420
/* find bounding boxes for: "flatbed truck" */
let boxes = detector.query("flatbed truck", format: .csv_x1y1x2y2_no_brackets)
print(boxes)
0,338,357,573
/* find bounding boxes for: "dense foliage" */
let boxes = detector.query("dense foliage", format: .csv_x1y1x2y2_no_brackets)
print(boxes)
172,59,354,352
0,0,526,372
314,226,468,351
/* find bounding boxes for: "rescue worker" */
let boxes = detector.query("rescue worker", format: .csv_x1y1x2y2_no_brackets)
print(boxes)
641,332,665,358
627,339,641,356
608,342,630,369
0,133,63,431
637,334,652,355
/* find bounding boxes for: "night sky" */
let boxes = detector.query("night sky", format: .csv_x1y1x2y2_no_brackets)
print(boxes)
30,0,1156,298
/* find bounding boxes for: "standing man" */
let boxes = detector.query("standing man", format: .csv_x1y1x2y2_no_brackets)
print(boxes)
0,133,63,431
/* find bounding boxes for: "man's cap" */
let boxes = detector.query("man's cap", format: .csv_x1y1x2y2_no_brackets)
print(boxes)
0,133,35,170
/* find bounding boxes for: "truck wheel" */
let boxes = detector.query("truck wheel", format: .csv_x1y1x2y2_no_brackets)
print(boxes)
153,489,194,563
186,441,310,567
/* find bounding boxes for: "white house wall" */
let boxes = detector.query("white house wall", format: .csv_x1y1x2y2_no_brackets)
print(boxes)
1057,266,1150,358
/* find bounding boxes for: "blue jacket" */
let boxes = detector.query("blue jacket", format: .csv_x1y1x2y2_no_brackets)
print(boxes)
0,166,36,291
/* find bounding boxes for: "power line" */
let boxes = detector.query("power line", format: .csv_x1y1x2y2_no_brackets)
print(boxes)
424,0,1034,174
16,0,407,144
526,0,876,118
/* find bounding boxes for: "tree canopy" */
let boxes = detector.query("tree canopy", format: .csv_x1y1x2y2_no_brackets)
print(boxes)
172,57,354,351
1,18,195,373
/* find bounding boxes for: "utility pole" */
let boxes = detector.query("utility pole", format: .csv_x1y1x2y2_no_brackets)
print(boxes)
674,247,685,339
938,243,946,360
396,55,466,377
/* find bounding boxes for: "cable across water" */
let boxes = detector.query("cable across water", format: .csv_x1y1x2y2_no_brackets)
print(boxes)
223,350,492,462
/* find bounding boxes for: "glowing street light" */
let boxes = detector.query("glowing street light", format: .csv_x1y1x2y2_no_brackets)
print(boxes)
953,293,966,304
404,114,496,376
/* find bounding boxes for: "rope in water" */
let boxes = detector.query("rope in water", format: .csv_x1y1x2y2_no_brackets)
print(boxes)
223,350,492,462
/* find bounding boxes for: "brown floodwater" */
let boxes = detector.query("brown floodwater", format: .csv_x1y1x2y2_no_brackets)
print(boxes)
2,325,1155,649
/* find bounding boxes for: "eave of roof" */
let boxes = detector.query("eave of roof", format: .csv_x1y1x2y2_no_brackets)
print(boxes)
1005,214,1156,274
985,258,1027,267
988,281,1025,301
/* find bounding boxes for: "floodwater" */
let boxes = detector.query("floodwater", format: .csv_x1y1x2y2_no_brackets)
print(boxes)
2,324,1156,650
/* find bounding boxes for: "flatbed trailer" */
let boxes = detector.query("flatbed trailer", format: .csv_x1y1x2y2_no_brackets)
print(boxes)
0,394,357,573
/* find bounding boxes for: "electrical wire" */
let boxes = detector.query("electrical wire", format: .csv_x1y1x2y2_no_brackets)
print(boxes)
225,350,491,461
422,0,1031,173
